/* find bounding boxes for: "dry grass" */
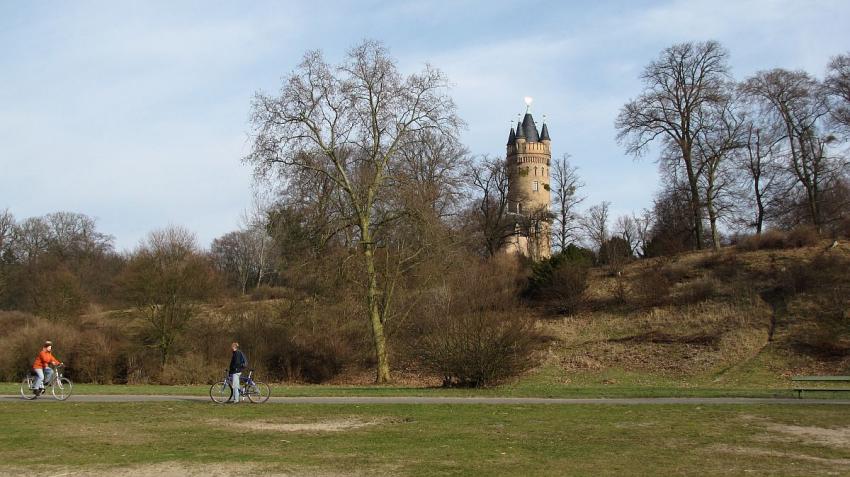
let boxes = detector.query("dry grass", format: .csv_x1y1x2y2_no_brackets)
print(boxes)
540,239,850,386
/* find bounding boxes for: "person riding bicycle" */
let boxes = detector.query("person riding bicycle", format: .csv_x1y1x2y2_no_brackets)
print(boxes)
228,342,247,403
33,340,62,395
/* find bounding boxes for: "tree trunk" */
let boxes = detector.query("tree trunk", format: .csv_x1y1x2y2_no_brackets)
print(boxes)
708,207,721,250
754,171,765,234
682,148,704,249
360,223,391,384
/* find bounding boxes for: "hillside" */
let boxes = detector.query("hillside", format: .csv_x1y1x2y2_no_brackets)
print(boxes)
2,240,848,392
529,240,850,390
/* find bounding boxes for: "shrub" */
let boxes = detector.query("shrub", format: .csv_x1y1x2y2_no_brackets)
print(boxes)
416,311,541,387
631,262,673,306
249,285,292,301
735,230,786,251
677,278,718,304
525,245,593,313
599,236,633,270
220,301,361,384
785,225,820,248
537,264,589,314
159,352,221,385
735,226,819,252
0,309,138,383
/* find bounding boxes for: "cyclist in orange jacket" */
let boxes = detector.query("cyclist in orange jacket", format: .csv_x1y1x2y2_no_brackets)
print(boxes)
33,340,62,395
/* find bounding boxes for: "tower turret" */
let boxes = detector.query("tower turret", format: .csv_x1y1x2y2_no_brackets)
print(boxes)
503,99,552,260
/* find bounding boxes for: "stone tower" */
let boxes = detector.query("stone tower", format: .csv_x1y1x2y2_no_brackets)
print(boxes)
503,106,552,260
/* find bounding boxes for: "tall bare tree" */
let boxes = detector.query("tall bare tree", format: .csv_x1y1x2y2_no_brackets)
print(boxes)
121,227,218,367
245,41,461,383
694,95,746,249
240,187,275,288
549,153,585,251
581,201,611,253
0,209,14,305
615,215,641,257
468,156,514,257
741,69,836,230
616,41,730,250
825,52,850,133
0,209,13,261
734,112,785,234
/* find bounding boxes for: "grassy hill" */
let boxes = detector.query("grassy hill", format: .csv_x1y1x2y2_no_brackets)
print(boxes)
520,239,850,392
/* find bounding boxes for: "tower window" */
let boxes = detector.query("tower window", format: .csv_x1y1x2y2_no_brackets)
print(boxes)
533,181,539,192
534,166,537,176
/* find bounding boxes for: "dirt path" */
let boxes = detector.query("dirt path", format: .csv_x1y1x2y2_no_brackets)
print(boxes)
2,395,849,405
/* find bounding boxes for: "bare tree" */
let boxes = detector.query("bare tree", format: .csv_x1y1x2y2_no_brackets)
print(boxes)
581,201,611,253
734,112,785,234
245,40,461,383
741,69,838,230
615,215,639,257
393,129,468,221
825,52,850,134
616,41,730,250
0,209,14,305
694,95,746,249
12,217,51,265
210,229,268,294
549,153,585,251
121,226,218,367
0,209,14,260
468,156,514,257
240,187,275,288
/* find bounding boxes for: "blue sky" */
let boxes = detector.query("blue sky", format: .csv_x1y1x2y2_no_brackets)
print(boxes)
1,0,848,250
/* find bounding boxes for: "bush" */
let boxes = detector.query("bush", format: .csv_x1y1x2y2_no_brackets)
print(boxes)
0,311,131,383
735,226,820,252
631,262,674,307
785,225,820,248
159,352,221,385
220,301,362,384
416,311,541,387
677,278,718,304
735,230,786,251
249,285,292,301
537,264,589,314
599,236,633,272
525,245,593,313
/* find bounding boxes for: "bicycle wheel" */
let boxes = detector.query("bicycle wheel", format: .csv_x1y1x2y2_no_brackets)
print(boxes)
19,376,38,400
209,381,232,403
52,378,73,401
246,381,271,403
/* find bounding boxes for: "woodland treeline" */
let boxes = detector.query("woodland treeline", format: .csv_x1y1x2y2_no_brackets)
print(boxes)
0,41,848,385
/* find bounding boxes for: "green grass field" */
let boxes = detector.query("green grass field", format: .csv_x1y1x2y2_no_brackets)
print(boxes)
2,401,849,476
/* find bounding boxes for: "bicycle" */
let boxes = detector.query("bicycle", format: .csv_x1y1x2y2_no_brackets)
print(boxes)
209,369,270,404
20,364,73,401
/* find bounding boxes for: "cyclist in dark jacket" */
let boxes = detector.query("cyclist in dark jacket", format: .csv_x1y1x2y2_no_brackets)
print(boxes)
228,342,247,403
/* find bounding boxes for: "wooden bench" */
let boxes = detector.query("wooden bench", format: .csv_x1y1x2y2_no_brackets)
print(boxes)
791,376,850,398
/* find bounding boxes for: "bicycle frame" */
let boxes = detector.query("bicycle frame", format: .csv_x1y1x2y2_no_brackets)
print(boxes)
22,364,72,400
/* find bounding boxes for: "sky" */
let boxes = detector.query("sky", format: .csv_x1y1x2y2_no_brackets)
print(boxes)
1,0,848,251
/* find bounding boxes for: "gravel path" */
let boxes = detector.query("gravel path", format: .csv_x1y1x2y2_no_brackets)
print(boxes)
2,395,849,405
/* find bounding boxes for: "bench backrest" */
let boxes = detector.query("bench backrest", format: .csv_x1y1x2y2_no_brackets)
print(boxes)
791,376,850,382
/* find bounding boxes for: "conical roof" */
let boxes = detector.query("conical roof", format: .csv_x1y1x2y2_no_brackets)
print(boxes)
515,121,525,139
540,123,550,141
521,113,539,142
507,127,516,146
